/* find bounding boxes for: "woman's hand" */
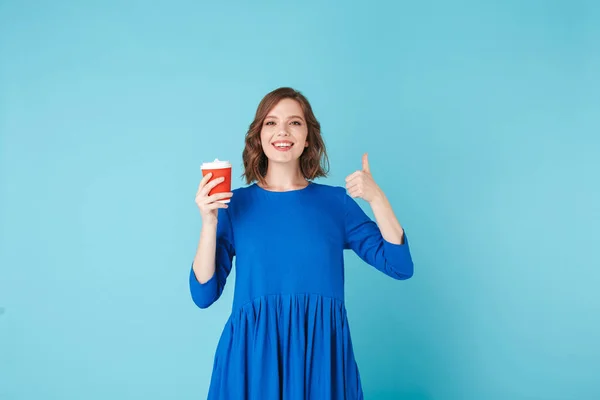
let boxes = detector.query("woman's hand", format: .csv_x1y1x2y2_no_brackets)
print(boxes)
195,173,233,226
345,153,383,204
345,153,406,245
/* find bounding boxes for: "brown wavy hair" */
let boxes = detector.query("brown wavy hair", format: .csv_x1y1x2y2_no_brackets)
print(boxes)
242,87,330,185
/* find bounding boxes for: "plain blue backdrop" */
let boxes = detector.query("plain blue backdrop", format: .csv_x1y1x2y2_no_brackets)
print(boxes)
1,1,599,399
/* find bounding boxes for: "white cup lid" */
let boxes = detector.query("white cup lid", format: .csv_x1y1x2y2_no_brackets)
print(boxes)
201,158,231,169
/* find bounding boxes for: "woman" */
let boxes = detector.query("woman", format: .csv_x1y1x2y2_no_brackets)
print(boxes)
190,87,413,399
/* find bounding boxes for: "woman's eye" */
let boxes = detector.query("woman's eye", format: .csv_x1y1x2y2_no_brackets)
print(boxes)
265,121,275,126
291,121,302,126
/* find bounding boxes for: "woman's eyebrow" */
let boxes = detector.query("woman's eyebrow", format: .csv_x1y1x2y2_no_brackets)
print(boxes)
265,115,305,121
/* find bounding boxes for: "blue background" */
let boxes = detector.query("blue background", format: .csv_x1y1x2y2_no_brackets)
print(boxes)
1,1,599,399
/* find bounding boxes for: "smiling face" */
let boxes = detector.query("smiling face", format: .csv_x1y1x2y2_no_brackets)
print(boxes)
260,98,309,165
242,87,330,185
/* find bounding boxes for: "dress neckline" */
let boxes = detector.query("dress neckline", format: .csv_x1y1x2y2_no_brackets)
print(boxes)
252,181,314,194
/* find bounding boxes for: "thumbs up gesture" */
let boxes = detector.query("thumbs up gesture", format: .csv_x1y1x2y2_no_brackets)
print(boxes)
345,153,383,203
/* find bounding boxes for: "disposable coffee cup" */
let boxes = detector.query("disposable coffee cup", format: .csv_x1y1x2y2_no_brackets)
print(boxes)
201,159,232,203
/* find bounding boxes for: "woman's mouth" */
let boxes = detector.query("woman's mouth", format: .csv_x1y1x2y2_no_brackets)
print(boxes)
272,141,294,152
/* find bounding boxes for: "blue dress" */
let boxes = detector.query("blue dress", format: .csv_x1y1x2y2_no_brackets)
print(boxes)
189,182,414,399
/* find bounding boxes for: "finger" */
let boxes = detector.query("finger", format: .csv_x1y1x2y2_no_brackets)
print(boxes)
197,173,213,194
206,202,229,210
362,153,370,174
201,177,225,196
348,186,362,198
345,179,360,191
346,174,363,188
206,192,233,203
345,171,361,183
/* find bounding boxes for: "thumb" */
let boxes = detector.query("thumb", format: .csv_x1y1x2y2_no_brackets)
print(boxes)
362,153,370,173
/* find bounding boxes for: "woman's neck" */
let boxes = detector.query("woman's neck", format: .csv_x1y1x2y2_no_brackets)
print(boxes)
261,164,308,191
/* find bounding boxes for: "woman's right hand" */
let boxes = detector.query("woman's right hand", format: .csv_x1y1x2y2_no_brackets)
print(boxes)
195,173,233,226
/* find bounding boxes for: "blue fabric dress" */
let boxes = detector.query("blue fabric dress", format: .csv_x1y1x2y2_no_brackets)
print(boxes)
189,182,414,399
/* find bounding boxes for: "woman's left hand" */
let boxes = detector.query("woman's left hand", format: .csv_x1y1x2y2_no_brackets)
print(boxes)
345,153,384,204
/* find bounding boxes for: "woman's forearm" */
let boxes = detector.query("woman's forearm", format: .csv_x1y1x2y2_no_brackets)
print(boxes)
369,191,405,245
192,223,218,284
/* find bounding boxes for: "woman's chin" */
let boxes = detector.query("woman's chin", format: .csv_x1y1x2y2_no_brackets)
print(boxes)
265,151,302,164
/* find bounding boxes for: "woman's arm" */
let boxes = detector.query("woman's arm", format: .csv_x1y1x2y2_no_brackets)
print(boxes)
346,153,406,244
368,192,405,245
190,174,235,309
344,153,412,279
192,223,218,284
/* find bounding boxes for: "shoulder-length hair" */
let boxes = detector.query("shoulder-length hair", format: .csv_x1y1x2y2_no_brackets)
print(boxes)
242,87,330,185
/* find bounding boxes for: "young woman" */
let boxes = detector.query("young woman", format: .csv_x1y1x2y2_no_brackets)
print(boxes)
190,87,413,399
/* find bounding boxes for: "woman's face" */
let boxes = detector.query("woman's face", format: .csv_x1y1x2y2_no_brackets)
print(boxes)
260,98,309,165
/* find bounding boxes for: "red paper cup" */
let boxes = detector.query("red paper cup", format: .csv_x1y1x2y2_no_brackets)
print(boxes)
201,159,232,203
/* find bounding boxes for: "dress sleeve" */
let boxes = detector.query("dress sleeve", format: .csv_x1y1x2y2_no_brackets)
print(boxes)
189,207,235,308
343,192,413,280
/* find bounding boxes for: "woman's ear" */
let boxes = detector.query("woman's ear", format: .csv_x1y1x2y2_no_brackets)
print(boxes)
305,142,309,147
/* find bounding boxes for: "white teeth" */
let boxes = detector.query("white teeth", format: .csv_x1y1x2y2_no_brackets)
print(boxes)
274,143,292,148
